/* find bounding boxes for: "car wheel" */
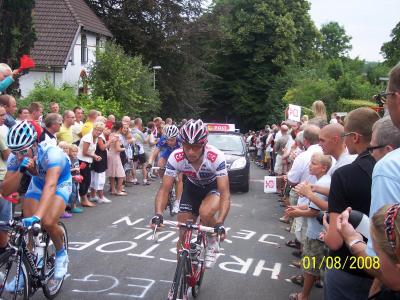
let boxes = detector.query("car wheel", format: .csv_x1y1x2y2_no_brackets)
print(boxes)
241,181,249,193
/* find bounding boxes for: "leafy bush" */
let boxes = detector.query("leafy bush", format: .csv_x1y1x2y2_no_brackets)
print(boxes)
19,80,77,113
76,94,122,118
336,99,378,112
19,80,123,118
282,78,337,112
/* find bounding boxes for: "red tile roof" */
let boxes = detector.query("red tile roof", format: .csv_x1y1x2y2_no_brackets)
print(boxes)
31,0,112,67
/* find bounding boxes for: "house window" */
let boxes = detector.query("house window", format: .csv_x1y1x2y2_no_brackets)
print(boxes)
81,34,88,64
96,36,105,51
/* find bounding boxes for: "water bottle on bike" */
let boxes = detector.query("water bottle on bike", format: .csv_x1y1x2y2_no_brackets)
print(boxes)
189,242,201,264
33,224,45,269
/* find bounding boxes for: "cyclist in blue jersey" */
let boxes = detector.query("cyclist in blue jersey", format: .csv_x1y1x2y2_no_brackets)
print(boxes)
0,121,71,290
147,125,182,213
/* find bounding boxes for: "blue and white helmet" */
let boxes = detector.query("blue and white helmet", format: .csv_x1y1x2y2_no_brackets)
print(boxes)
164,125,179,139
7,121,37,152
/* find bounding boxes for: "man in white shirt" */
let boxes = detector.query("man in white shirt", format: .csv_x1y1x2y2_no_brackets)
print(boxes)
287,125,322,243
72,107,84,144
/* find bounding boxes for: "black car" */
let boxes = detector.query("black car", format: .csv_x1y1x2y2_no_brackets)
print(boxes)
208,131,250,192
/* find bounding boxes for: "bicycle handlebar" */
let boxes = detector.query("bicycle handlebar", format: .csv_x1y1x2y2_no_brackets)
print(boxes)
163,220,215,233
0,219,41,234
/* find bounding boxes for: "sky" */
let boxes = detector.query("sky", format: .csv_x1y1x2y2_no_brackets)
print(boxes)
308,0,399,61
204,0,399,62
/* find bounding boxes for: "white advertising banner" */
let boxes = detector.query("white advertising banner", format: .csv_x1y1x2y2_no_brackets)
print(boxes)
288,104,301,122
264,176,277,193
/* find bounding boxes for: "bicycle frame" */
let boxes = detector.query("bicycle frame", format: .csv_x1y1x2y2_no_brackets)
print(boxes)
1,223,43,294
179,222,206,288
0,219,67,299
157,220,217,300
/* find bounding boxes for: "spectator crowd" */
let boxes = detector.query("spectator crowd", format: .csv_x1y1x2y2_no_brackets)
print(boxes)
0,63,184,219
244,63,400,300
2,57,400,300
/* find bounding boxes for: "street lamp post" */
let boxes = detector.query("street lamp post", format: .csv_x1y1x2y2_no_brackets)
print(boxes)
153,65,161,90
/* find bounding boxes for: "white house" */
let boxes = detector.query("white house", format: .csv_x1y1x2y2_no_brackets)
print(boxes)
19,0,112,97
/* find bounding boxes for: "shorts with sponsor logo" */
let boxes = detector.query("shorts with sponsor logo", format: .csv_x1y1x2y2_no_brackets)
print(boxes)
26,177,72,205
179,177,219,216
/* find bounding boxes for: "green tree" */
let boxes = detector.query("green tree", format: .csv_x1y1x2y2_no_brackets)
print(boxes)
88,42,161,119
319,21,352,58
202,0,320,129
85,0,207,118
326,59,344,80
0,0,36,94
381,21,400,67
365,62,390,86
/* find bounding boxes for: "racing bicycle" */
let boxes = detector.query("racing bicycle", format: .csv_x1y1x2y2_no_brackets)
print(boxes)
147,166,177,216
0,219,68,299
153,220,218,300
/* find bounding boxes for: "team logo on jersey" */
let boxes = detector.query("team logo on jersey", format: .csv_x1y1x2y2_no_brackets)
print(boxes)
216,161,226,171
199,172,213,178
207,151,218,162
174,151,185,162
183,170,196,178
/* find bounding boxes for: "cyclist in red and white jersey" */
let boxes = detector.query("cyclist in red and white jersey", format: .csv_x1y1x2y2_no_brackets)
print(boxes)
151,119,230,268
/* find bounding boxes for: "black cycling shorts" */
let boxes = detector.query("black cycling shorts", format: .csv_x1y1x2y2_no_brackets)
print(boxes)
133,153,146,164
179,177,220,216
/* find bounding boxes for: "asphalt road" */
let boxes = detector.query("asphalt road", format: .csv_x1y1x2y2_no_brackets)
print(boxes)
34,164,323,300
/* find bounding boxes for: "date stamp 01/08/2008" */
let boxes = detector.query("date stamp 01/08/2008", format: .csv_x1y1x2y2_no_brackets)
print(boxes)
301,256,380,271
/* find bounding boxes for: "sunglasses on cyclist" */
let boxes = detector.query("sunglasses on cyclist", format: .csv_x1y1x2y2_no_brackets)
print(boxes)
12,148,31,156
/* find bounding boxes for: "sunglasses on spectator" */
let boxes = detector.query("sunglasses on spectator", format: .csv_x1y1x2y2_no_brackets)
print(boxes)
340,132,363,138
374,91,396,106
367,145,386,154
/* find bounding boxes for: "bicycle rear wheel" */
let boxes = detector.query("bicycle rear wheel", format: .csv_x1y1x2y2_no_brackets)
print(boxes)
168,252,189,300
0,250,30,300
41,222,68,299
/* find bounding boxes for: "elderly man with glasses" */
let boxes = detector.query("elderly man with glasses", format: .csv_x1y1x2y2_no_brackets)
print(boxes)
39,113,63,146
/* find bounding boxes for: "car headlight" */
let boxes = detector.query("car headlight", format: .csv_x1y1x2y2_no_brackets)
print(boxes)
230,157,247,170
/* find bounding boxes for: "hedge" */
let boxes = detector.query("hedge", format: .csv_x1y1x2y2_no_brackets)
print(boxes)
336,99,379,112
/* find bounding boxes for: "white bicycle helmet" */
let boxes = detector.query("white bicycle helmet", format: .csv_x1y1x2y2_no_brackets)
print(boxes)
179,119,208,145
7,121,37,152
164,125,179,139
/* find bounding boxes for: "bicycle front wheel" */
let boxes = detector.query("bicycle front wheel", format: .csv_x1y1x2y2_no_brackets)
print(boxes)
192,243,206,298
168,252,189,300
0,249,30,300
42,222,68,299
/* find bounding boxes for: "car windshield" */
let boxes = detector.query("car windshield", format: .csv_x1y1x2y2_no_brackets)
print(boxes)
208,134,244,154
